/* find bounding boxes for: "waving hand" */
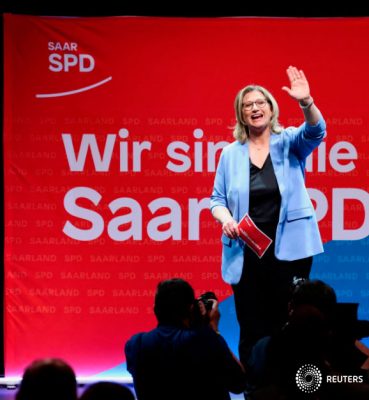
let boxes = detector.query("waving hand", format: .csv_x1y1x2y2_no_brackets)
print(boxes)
282,65,311,101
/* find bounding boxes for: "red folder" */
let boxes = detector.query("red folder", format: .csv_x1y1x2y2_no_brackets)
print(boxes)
237,213,272,258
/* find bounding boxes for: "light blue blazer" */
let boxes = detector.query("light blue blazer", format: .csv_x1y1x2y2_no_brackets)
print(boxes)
210,118,326,284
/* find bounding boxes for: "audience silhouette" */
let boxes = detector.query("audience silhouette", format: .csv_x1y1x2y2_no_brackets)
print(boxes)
12,278,369,400
328,302,369,377
246,279,335,397
15,358,77,400
246,279,369,399
79,382,135,400
125,278,247,400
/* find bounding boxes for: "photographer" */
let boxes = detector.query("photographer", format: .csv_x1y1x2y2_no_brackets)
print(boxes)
125,278,246,400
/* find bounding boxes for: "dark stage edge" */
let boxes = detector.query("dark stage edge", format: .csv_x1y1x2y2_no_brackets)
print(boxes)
0,386,245,399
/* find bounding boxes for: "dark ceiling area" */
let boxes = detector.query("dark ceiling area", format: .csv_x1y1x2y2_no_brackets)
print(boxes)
1,0,368,17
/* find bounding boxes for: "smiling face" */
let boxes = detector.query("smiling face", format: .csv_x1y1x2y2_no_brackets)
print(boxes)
242,90,273,135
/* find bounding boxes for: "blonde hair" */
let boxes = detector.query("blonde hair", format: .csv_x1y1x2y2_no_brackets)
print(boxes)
233,85,284,143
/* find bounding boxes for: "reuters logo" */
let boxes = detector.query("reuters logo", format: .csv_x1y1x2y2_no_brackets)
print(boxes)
295,364,322,393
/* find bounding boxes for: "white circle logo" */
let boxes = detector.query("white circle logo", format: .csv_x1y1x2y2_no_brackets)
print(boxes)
295,364,322,393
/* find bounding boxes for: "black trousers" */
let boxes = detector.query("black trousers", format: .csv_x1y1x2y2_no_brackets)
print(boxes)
232,240,312,367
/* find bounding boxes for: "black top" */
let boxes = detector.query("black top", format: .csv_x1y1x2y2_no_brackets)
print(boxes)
249,154,281,238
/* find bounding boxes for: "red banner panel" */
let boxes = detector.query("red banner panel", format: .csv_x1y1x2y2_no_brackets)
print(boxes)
4,14,369,377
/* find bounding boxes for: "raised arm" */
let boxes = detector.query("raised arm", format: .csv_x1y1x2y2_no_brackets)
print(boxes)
282,65,322,126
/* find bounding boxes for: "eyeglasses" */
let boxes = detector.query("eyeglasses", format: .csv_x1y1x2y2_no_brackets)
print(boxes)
242,99,268,111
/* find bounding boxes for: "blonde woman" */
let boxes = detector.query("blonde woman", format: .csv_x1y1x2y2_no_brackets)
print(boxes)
210,66,326,366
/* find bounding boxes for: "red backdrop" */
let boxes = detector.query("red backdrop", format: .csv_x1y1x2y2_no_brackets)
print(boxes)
4,14,369,377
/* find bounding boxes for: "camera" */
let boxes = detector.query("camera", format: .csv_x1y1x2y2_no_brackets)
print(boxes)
191,291,218,327
197,291,218,312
